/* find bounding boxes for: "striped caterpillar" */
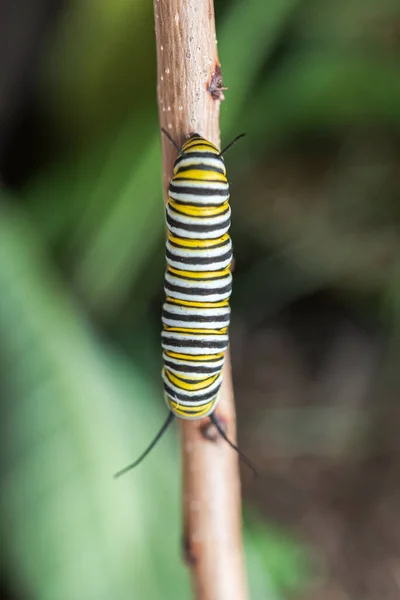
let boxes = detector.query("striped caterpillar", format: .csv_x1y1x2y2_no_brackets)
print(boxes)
115,131,254,477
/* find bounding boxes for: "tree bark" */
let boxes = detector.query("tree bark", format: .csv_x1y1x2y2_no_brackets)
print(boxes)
153,1,249,599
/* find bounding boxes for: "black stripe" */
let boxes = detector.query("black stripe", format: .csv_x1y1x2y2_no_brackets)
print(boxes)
165,382,221,403
162,309,230,323
161,336,228,350
164,282,232,297
176,151,221,161
166,248,232,267
184,133,201,139
167,238,230,250
166,247,232,266
167,213,231,234
175,164,225,175
164,351,225,363
162,308,230,323
169,184,228,197
164,360,223,375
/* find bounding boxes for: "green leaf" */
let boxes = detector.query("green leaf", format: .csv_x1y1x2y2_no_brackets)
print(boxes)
244,511,309,600
70,134,164,314
25,119,164,315
0,202,190,600
219,0,300,137
246,52,400,149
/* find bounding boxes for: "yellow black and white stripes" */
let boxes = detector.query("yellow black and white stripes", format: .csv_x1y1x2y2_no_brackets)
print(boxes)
161,134,233,419
113,131,257,478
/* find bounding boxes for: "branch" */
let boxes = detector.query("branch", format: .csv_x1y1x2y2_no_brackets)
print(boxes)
153,1,249,599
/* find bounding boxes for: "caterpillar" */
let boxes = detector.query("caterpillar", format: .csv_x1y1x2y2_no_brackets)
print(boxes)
162,133,233,420
115,131,254,478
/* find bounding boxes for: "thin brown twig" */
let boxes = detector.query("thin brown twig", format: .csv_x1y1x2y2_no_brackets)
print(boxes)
153,1,249,599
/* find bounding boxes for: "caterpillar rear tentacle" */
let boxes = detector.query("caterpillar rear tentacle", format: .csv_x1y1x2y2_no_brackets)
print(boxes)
114,412,175,478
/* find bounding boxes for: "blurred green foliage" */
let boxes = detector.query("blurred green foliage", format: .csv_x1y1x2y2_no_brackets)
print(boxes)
1,0,400,597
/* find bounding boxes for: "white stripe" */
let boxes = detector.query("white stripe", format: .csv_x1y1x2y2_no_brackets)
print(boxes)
167,224,230,239
165,272,231,290
167,205,231,227
175,157,226,172
163,303,230,317
164,288,232,302
168,191,230,205
162,331,229,343
162,317,228,329
166,257,232,271
172,180,229,191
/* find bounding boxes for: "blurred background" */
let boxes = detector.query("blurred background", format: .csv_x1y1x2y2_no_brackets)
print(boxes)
1,0,400,598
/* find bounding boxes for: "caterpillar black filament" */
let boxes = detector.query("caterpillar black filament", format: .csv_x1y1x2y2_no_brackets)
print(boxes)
114,131,255,477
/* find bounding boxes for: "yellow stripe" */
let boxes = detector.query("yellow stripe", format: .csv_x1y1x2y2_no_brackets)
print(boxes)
183,138,216,148
164,327,228,334
166,371,218,391
168,200,229,217
173,170,227,182
168,266,230,279
168,233,229,248
169,399,215,417
166,297,229,308
165,350,225,361
182,140,219,153
183,146,219,155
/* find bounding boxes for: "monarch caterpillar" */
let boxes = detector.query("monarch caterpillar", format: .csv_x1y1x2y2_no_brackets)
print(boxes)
115,131,255,477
